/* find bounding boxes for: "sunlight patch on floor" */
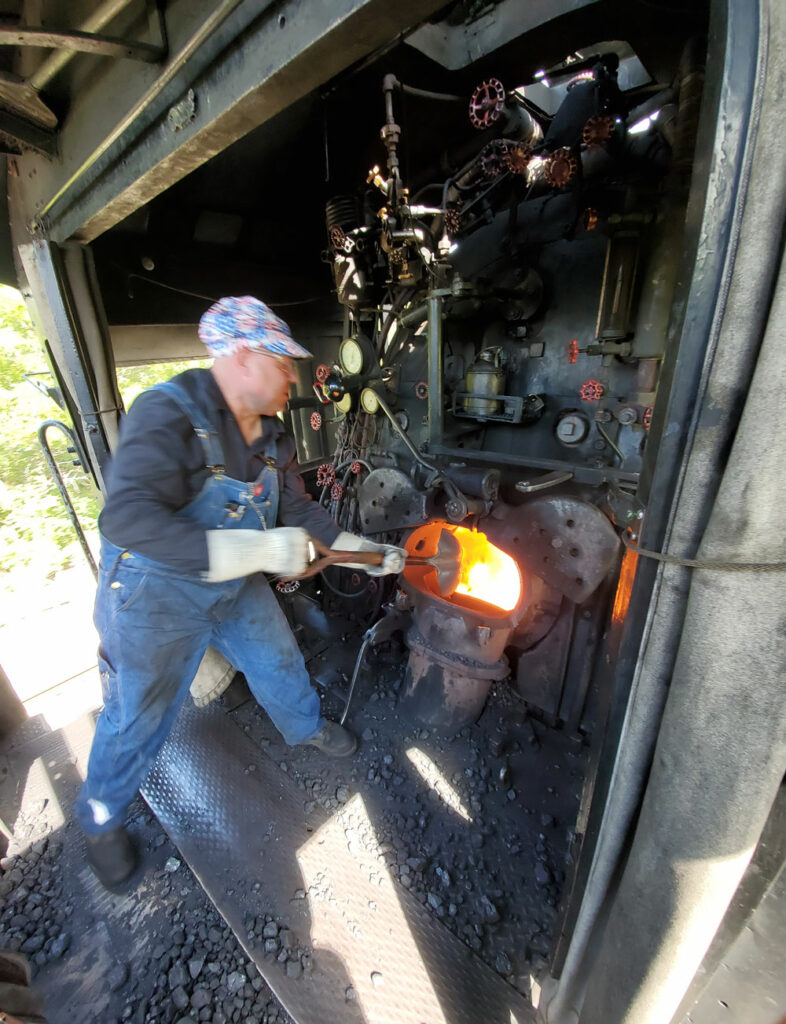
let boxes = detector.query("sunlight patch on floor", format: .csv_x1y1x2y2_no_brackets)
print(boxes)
23,668,102,733
406,746,473,822
298,792,448,1023
20,757,66,833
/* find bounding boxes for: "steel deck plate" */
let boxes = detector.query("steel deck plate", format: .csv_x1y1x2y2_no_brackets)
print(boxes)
142,704,537,1024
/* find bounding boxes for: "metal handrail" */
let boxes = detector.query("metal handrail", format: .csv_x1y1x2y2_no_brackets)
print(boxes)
37,419,97,578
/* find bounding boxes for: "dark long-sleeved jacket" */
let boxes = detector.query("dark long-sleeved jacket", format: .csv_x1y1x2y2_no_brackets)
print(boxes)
99,368,340,573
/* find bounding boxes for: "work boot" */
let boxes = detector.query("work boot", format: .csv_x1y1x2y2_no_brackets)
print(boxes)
85,825,140,890
305,721,358,756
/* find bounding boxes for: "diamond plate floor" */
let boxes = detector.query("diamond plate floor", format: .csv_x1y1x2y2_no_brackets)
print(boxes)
142,704,538,1024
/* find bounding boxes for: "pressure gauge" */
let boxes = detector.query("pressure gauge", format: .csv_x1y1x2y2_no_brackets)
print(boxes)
339,335,375,376
360,387,380,414
336,393,353,414
339,337,364,375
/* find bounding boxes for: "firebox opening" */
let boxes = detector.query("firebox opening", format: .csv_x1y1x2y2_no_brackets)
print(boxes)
403,521,525,618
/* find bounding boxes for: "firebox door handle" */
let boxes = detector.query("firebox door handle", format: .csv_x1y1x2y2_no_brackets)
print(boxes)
515,470,574,493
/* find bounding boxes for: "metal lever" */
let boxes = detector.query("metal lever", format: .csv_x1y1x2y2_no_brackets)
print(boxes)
340,607,410,725
515,470,574,494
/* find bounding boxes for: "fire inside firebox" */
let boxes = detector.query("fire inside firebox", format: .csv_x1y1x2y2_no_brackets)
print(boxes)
405,524,523,612
451,527,522,611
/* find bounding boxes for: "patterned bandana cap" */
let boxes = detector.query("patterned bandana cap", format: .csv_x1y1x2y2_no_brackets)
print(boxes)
198,296,312,359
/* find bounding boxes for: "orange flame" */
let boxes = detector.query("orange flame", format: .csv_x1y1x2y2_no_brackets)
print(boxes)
453,526,521,611
612,545,638,624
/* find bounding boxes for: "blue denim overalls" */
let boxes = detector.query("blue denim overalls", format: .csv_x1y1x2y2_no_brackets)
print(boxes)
76,381,324,835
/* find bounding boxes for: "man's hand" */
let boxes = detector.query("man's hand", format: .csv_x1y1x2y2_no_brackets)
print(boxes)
204,527,311,581
331,531,407,576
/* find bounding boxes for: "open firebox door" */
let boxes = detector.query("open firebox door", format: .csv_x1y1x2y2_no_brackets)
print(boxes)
5,0,785,1022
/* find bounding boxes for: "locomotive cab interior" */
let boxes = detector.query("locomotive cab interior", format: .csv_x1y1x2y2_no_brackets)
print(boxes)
3,1,784,1022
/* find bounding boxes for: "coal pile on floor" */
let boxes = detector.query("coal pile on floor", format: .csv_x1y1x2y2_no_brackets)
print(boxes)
1,630,585,1022
0,737,293,1024
232,635,587,997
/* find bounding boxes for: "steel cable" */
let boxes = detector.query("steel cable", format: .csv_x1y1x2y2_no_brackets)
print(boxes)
621,531,786,571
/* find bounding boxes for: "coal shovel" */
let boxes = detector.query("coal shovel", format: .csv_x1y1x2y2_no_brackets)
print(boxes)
296,529,463,596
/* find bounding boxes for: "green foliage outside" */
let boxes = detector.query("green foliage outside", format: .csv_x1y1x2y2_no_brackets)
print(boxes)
0,284,207,589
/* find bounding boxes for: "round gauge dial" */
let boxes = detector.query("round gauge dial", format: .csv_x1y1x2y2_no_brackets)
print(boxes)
339,337,365,375
336,393,353,414
360,387,380,414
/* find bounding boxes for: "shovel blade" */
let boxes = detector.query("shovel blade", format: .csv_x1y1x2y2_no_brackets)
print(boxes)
429,529,462,596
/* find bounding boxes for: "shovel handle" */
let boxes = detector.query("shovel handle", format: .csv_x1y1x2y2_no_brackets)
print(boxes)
284,539,448,583
283,539,384,581
324,550,442,570
314,549,385,569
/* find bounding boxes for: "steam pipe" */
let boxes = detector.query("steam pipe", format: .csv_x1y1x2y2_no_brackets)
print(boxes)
398,82,464,103
399,301,429,329
372,389,437,473
371,386,466,510
427,293,444,446
383,73,464,105
30,0,139,91
377,288,413,356
381,73,402,185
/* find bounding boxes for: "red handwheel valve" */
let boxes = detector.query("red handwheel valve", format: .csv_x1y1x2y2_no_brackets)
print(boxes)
469,78,506,130
579,379,605,402
276,580,301,594
316,463,336,487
